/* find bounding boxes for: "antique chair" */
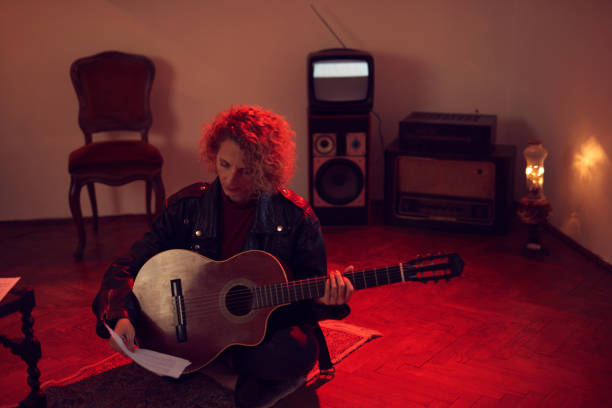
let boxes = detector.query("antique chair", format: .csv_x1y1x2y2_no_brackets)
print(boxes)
68,51,165,260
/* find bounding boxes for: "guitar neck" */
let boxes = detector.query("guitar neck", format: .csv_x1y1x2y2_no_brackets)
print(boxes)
251,258,458,309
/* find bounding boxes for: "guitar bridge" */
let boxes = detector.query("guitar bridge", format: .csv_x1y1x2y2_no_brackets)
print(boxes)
171,279,187,343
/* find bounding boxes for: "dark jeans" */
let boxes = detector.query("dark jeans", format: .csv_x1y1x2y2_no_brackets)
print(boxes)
229,324,319,381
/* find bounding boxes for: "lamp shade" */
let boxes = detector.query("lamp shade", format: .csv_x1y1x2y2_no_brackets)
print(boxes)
524,140,547,199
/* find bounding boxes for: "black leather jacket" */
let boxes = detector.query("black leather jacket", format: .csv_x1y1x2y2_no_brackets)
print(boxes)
92,178,349,339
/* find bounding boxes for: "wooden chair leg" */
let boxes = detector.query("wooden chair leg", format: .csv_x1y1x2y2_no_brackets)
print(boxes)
145,180,152,223
86,182,98,232
152,175,165,222
69,180,86,260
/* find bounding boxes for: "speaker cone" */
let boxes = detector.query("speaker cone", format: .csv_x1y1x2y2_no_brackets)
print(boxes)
314,133,335,156
315,158,364,205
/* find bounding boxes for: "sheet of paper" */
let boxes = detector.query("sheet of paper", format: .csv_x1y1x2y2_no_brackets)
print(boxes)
0,277,21,302
104,323,191,379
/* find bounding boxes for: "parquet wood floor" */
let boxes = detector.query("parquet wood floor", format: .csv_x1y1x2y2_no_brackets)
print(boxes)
1,211,610,407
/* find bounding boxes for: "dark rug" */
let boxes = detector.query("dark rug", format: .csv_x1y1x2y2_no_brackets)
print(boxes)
44,321,381,408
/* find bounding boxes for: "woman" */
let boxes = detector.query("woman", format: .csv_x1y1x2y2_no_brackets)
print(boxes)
92,105,354,407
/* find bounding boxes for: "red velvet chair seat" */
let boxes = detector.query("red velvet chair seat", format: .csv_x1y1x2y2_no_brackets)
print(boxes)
68,140,163,173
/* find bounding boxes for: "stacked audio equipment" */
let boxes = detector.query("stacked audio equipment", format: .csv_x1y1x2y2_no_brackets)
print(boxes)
307,48,374,225
384,112,516,233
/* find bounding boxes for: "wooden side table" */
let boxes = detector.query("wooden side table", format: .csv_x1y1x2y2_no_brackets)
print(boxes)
0,288,46,408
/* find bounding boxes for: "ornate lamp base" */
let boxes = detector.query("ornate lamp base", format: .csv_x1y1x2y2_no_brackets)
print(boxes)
523,223,548,256
517,196,552,257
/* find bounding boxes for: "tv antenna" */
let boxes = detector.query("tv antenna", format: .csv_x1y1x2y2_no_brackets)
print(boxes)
310,4,347,49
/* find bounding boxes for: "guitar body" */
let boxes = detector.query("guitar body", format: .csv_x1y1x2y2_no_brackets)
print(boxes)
132,249,288,373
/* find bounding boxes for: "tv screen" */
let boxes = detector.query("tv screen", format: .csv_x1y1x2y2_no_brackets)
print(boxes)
313,59,369,102
308,49,374,114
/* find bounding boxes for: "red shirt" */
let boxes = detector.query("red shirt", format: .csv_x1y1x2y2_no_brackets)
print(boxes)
219,192,256,260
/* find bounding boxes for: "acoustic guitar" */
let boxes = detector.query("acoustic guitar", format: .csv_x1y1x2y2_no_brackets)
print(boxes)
132,249,464,373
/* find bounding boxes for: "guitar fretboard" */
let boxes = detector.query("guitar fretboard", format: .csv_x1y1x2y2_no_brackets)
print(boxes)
252,264,409,309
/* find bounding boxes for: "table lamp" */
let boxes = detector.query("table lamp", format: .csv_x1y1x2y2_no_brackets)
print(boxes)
517,141,552,255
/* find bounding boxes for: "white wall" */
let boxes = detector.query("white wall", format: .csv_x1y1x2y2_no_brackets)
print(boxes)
1,0,610,263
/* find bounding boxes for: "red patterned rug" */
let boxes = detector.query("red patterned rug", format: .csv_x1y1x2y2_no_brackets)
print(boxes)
43,320,381,407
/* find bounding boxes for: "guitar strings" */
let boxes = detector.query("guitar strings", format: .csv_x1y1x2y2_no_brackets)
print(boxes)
176,266,414,318
182,265,402,307
182,276,330,314
181,265,448,320
182,263,412,305
183,265,408,308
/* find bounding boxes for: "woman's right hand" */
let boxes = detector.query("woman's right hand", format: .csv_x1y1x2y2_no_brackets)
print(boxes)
110,318,137,355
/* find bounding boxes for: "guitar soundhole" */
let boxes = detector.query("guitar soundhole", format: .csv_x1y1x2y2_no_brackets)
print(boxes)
225,285,253,316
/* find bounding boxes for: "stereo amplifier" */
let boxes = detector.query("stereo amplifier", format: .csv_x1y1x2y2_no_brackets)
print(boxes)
399,111,496,155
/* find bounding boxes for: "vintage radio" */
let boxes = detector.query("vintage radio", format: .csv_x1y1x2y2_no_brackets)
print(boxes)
384,140,515,233
399,111,496,155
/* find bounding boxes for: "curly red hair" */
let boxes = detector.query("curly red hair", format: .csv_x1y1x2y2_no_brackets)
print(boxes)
199,105,296,194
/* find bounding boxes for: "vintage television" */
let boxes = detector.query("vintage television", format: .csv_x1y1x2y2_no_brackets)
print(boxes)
307,48,374,114
384,140,516,233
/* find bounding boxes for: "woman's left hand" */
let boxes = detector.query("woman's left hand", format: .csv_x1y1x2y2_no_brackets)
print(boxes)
316,265,355,305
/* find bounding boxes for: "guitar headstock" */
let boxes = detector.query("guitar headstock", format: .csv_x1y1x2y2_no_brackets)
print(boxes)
403,253,464,283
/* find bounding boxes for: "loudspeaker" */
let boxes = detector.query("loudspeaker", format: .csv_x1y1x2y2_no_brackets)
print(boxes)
384,140,515,233
309,114,370,225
